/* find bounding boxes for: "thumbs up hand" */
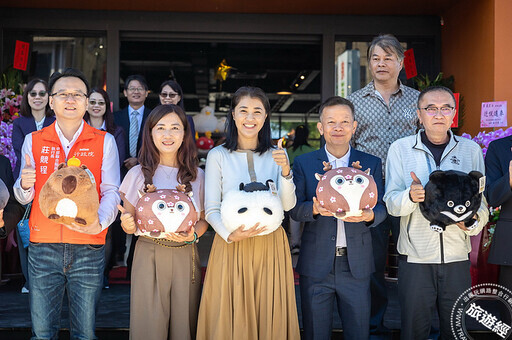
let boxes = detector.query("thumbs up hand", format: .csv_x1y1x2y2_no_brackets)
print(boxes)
272,138,291,177
118,204,137,234
409,171,425,203
21,154,36,190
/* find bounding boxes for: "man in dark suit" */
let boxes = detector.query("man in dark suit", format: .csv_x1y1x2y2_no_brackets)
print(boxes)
486,135,512,290
112,75,151,272
290,96,386,340
113,74,152,176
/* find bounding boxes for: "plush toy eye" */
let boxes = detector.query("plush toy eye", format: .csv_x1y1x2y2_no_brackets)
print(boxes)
238,207,248,214
447,201,454,208
157,202,166,210
263,207,273,215
354,175,365,184
335,176,345,185
176,203,185,212
465,201,471,207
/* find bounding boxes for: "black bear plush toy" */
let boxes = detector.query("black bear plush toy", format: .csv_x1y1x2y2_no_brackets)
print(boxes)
419,170,484,233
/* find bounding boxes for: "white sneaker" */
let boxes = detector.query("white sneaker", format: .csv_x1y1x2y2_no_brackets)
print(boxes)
21,287,29,294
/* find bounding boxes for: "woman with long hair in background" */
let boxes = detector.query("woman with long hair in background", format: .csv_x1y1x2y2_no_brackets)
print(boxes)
12,78,55,294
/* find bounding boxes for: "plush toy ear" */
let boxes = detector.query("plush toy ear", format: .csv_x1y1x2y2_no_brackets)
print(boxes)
315,173,321,181
469,171,485,193
429,170,445,181
80,165,88,170
265,179,274,190
468,171,483,181
137,190,145,199
239,183,245,191
364,168,371,175
57,163,67,170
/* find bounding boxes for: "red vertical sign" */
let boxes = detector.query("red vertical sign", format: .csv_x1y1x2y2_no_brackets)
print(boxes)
13,40,30,71
451,93,460,128
404,48,417,79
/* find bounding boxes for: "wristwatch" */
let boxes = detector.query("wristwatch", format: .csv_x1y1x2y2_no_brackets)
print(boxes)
282,170,293,180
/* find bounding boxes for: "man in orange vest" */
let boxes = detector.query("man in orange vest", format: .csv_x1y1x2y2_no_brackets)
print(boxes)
14,68,120,339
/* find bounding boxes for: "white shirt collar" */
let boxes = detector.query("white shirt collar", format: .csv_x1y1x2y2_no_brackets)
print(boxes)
54,120,85,157
324,145,351,168
35,116,45,131
128,105,144,115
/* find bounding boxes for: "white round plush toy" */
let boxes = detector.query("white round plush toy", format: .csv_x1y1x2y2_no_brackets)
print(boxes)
193,106,218,133
221,181,284,236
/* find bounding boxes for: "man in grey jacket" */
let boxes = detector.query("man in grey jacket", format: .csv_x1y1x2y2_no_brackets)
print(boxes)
384,86,489,339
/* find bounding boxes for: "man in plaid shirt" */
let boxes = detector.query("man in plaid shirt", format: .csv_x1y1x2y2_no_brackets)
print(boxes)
348,33,419,336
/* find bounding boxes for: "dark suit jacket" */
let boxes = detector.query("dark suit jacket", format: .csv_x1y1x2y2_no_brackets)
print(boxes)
485,136,512,265
87,122,126,170
290,147,386,280
12,115,56,178
113,106,151,176
0,155,24,236
111,125,126,169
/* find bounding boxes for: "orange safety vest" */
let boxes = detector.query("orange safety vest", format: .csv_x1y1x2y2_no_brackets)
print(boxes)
29,122,108,244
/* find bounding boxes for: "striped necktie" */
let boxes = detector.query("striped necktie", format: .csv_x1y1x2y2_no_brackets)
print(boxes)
129,111,139,158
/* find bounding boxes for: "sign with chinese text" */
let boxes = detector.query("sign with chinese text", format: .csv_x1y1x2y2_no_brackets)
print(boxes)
404,48,417,79
451,93,460,128
13,40,30,71
481,101,507,128
335,50,360,98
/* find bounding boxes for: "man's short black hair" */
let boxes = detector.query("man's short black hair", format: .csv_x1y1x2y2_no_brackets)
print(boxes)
319,96,355,120
417,86,456,108
124,75,149,91
48,68,90,94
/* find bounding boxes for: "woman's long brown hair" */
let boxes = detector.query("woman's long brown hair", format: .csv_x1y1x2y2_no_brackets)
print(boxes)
138,104,198,192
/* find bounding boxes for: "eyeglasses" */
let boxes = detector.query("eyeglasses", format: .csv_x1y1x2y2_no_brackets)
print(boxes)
127,87,145,93
159,92,179,99
29,91,47,98
419,106,455,116
50,91,88,100
89,100,106,106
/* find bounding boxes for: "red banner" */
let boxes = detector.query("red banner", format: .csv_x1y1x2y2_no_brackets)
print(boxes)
403,48,417,79
13,40,30,71
451,92,460,128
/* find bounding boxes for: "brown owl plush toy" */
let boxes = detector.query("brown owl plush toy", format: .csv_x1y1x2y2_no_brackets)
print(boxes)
315,162,378,217
134,185,199,238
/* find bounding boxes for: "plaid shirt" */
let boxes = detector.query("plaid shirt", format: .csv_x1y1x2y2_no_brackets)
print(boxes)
348,81,419,174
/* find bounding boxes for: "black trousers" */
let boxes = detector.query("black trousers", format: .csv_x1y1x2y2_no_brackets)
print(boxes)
499,265,512,292
398,258,470,340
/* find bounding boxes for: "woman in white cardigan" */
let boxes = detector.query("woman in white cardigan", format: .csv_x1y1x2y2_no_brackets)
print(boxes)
197,86,300,340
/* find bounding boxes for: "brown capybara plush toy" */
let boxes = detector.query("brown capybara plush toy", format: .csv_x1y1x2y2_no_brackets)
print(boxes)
39,163,99,226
